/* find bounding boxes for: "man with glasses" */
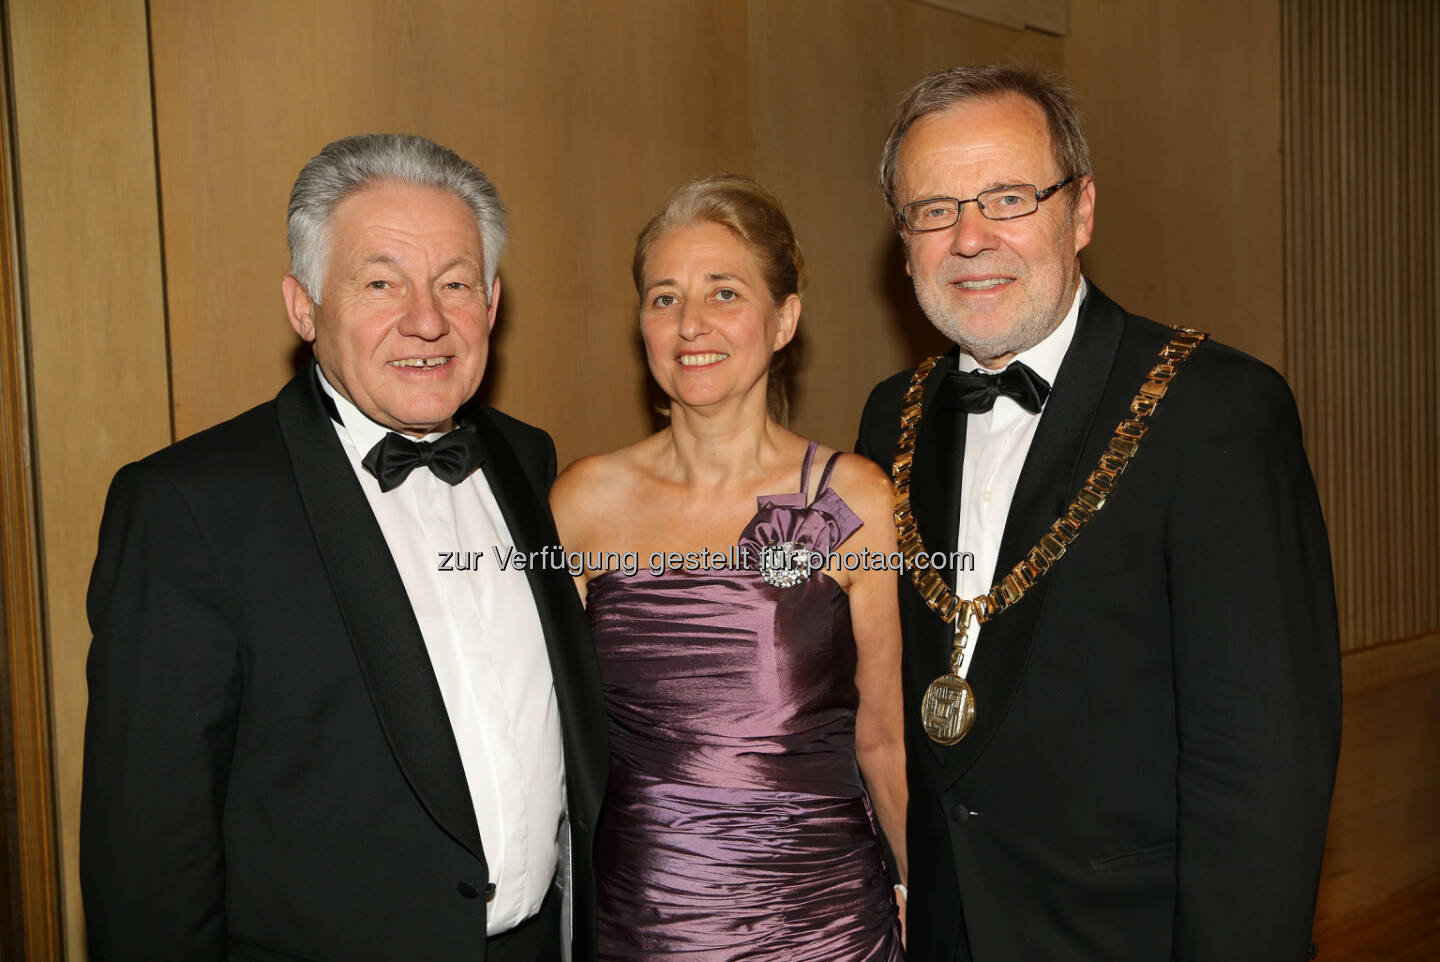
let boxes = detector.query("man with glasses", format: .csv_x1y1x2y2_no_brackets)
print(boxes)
857,64,1341,961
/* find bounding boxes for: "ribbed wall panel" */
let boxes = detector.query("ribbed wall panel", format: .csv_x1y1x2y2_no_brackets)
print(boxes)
1282,0,1440,653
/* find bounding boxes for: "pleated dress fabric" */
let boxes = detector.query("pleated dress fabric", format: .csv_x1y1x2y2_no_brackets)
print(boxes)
588,443,904,961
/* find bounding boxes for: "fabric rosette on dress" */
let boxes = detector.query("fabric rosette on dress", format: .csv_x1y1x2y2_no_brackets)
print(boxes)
740,481,863,589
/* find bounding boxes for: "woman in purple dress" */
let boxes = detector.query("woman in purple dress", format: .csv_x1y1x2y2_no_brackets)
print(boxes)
551,176,907,961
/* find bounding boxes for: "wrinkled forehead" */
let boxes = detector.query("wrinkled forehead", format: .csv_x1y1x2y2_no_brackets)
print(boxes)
897,93,1058,193
328,183,484,261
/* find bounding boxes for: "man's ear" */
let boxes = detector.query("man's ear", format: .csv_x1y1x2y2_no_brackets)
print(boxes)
283,273,318,342
1072,176,1097,255
486,275,501,332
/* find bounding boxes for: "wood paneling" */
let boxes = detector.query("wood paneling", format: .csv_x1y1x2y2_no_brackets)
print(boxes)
0,45,60,962
152,0,752,456
913,0,1025,30
1281,0,1440,655
6,0,171,954
148,0,1061,466
745,0,1059,439
1282,0,1440,934
1064,0,1285,367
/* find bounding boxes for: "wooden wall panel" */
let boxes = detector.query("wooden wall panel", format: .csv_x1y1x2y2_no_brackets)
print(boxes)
1279,0,1440,928
1064,0,1286,368
746,0,1060,443
152,0,759,457
149,0,1060,465
6,0,171,955
151,0,1296,458
0,56,61,962
1282,0,1440,655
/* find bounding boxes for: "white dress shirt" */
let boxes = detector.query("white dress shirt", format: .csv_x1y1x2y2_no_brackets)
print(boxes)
318,371,564,934
952,279,1086,677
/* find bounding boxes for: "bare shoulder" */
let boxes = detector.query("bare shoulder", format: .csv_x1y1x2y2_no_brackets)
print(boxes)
813,449,898,587
551,437,666,545
822,451,894,525
552,452,615,503
551,451,624,534
550,454,600,514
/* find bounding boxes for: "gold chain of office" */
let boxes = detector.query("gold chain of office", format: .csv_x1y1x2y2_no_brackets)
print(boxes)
891,326,1209,632
893,326,1208,745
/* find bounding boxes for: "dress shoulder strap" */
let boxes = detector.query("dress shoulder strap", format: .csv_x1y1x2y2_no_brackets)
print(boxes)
796,439,820,496
814,451,843,502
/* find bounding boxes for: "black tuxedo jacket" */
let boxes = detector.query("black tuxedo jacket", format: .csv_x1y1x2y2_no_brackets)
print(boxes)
82,365,608,961
857,285,1341,962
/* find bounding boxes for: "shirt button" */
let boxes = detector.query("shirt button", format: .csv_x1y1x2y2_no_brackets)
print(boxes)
457,880,480,900
982,490,992,503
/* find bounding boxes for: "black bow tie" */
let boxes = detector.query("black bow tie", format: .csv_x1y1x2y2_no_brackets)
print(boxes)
941,361,1051,415
361,424,483,492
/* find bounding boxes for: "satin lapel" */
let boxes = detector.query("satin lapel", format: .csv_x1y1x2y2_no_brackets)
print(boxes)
275,367,485,860
909,352,969,766
943,288,1127,782
469,411,607,824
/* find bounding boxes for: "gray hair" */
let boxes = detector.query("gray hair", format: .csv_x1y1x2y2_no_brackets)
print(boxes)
878,63,1091,212
286,133,507,302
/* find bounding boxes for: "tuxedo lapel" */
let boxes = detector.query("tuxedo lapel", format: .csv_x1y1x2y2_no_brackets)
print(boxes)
942,286,1127,781
469,411,606,821
275,367,485,860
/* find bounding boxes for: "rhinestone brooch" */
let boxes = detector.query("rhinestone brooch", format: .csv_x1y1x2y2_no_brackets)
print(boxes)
759,540,813,588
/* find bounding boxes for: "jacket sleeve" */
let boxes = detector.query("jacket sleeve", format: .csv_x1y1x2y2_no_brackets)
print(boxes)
1166,364,1342,961
82,461,243,960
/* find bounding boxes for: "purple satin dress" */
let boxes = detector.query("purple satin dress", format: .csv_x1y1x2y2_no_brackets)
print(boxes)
588,442,904,961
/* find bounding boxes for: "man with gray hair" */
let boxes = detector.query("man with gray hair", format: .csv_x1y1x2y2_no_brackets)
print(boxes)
858,65,1341,960
82,134,607,961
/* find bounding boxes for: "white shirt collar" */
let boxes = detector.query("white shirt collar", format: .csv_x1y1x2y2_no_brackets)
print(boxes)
314,364,446,457
956,276,1087,391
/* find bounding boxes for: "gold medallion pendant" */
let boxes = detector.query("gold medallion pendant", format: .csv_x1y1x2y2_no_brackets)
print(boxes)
921,673,976,745
921,611,977,745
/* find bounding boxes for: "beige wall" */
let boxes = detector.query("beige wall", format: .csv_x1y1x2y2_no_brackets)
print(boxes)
148,0,1062,463
1065,0,1285,367
6,1,170,955
10,0,1431,956
1280,0,1440,924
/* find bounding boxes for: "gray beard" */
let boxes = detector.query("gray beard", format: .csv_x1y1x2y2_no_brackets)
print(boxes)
911,278,1067,366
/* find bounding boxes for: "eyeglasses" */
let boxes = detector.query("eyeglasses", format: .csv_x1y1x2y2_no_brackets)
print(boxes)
898,175,1082,232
